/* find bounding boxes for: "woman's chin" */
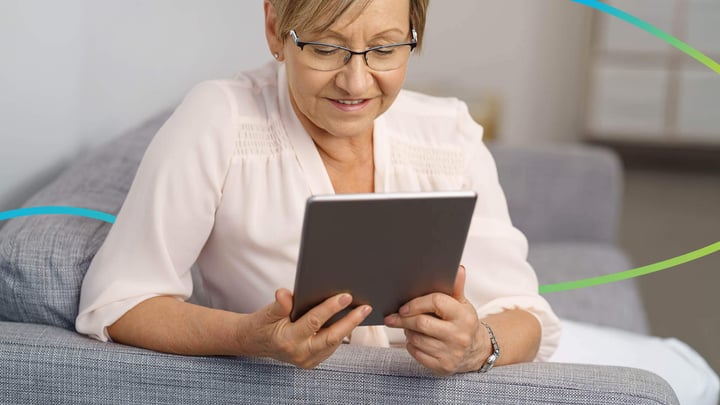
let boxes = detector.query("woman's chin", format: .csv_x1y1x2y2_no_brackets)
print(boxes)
315,117,376,139
322,125,374,139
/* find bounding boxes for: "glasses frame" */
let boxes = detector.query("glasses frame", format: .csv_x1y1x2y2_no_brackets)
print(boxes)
289,28,418,71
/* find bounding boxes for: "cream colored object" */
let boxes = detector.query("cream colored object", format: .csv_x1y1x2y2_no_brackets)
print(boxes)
350,326,390,347
76,61,560,360
552,319,719,405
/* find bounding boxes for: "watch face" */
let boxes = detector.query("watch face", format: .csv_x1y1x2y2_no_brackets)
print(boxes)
479,352,498,373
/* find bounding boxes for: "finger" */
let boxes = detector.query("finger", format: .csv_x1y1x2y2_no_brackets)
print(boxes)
265,288,293,321
387,313,452,341
297,293,354,337
276,288,294,313
395,293,456,319
406,342,453,375
315,304,372,349
404,329,447,358
452,265,466,301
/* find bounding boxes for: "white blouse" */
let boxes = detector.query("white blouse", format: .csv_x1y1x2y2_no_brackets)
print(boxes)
76,62,561,361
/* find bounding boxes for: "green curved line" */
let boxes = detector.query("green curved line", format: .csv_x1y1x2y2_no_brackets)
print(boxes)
539,241,720,294
573,0,720,74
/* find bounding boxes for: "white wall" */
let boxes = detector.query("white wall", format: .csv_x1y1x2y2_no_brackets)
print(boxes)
0,0,592,212
0,0,267,211
405,0,592,145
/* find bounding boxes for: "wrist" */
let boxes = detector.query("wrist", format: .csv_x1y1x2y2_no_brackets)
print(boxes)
232,312,259,357
459,321,493,374
477,321,500,372
473,321,493,365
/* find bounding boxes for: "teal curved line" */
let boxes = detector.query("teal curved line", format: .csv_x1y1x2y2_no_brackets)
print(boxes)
0,206,115,224
573,0,720,74
1,3,718,297
1,207,719,293
540,241,720,294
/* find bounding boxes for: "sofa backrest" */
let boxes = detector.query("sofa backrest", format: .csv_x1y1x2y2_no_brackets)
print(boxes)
0,111,169,329
490,143,623,245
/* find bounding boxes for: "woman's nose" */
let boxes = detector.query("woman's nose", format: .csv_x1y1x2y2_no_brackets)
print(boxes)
335,55,374,96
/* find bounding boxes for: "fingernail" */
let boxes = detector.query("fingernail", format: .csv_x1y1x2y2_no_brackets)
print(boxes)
399,305,409,315
362,305,372,316
338,294,352,306
385,314,397,325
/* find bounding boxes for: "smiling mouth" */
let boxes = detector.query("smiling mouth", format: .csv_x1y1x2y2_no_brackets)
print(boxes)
328,98,372,112
334,99,366,105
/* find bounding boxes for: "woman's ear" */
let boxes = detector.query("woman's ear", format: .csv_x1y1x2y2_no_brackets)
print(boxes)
264,0,284,61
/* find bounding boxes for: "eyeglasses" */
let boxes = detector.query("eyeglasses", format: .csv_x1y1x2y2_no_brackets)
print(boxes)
289,28,417,72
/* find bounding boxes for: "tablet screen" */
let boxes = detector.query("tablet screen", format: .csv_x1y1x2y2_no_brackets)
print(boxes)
290,191,477,327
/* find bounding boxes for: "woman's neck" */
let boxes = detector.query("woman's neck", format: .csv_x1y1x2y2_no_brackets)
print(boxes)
312,130,373,170
287,89,375,193
312,131,375,194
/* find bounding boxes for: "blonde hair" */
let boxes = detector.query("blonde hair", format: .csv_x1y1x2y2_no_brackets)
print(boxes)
269,0,429,50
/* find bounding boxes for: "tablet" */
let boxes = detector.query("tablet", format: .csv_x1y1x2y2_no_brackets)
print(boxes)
290,191,477,327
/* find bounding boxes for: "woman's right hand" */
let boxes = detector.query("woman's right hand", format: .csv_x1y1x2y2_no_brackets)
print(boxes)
241,288,372,369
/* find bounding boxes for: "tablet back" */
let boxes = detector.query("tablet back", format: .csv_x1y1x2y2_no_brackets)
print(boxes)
291,191,477,327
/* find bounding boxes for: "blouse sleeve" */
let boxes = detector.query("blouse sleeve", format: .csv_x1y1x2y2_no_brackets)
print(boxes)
455,102,561,361
76,81,238,341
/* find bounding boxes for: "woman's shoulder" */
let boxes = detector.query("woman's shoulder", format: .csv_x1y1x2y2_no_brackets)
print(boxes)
180,62,280,122
156,63,286,161
390,90,465,116
183,63,292,158
382,89,483,146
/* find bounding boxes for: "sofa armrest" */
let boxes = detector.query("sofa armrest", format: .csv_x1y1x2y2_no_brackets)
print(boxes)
1,322,678,405
489,143,623,244
529,243,650,334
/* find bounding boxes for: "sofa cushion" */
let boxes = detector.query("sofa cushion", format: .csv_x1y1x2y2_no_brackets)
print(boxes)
0,322,680,405
0,112,169,329
529,242,650,334
490,144,622,245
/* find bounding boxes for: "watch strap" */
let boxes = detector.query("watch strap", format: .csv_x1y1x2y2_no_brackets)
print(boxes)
478,321,500,373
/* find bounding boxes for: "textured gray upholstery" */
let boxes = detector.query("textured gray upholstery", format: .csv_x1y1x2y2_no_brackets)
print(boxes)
491,143,623,245
0,322,678,405
529,243,649,334
0,111,168,328
490,143,649,334
0,110,678,404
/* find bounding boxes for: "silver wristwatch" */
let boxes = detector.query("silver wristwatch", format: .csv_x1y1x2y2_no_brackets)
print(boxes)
478,321,500,373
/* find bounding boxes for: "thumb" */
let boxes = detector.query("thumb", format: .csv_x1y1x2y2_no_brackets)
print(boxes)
452,265,467,301
266,288,293,321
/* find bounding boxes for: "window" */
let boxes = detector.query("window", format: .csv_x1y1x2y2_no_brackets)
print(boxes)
585,0,720,145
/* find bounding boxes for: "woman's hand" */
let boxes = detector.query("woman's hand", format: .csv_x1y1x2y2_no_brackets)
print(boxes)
384,265,489,375
241,288,372,369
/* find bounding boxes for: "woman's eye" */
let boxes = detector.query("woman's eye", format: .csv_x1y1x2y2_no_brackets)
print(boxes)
311,45,340,56
373,47,395,56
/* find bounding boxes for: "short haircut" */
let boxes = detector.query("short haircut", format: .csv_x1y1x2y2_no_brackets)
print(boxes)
269,0,429,50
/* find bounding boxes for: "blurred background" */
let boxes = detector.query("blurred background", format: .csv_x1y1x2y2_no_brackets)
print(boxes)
0,0,718,373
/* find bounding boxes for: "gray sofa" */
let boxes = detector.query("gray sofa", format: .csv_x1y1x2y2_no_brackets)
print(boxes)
0,111,678,404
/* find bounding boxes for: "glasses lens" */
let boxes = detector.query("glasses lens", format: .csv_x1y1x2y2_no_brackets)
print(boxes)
366,45,413,71
301,44,349,71
295,39,413,71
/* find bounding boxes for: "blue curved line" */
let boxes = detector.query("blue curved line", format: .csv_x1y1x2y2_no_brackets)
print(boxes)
573,0,720,74
0,206,116,224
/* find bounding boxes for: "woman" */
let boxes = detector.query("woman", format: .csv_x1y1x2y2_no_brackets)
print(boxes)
76,0,560,374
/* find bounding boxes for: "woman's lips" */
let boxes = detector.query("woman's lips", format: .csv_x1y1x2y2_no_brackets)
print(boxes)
328,98,371,112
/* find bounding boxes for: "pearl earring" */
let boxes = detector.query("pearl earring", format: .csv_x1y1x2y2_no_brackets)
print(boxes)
273,53,280,60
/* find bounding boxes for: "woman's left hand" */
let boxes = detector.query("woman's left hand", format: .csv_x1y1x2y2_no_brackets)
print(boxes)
384,265,489,375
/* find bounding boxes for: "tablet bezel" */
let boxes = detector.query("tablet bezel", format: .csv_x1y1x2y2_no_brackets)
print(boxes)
290,191,477,327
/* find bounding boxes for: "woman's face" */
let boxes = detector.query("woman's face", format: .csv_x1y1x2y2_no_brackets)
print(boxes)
280,0,412,140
